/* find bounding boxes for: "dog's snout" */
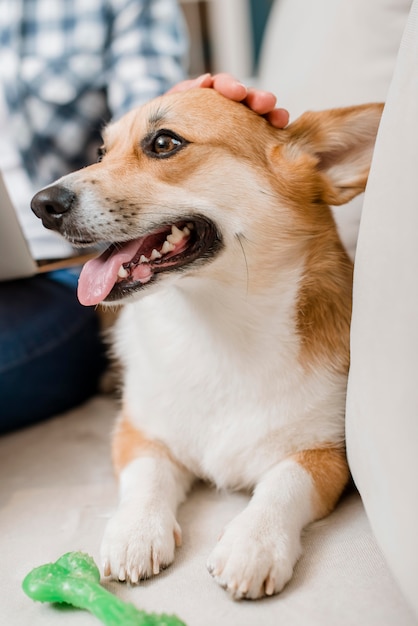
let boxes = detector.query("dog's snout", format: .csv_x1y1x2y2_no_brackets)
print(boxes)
31,185,76,229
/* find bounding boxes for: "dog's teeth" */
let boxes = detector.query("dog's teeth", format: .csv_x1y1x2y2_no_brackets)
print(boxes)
183,226,191,237
167,225,184,244
187,222,194,230
150,248,162,260
139,254,149,263
161,240,175,254
117,265,129,278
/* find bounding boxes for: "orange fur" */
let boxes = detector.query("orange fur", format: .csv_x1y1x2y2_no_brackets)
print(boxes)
296,238,353,371
112,412,176,476
267,149,354,369
293,447,350,518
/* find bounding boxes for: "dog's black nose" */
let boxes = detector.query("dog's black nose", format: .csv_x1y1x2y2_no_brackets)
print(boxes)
31,185,76,230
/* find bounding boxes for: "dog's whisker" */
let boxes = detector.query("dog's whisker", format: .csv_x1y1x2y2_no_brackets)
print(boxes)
236,233,250,296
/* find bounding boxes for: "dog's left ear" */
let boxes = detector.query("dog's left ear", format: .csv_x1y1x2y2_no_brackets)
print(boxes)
278,103,384,206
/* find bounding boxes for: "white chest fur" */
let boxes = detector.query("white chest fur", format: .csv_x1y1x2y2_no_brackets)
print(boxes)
115,278,346,490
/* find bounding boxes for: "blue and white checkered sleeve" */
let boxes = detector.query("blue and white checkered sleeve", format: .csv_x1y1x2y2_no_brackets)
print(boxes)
106,0,189,119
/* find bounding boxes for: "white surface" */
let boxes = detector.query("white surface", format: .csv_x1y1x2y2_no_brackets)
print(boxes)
0,396,415,625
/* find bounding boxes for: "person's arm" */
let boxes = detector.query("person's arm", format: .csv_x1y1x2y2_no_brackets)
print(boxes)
106,0,188,118
168,73,289,128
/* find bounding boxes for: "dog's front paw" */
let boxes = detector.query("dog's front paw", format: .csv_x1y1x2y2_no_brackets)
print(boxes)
101,503,182,583
206,511,301,599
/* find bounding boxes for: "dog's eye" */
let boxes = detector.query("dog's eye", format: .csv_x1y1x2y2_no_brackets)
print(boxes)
154,134,181,154
146,130,186,158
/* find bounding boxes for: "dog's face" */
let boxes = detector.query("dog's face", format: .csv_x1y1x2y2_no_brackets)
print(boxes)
31,89,382,306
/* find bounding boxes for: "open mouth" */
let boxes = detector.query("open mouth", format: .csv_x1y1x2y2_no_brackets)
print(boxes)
77,216,221,305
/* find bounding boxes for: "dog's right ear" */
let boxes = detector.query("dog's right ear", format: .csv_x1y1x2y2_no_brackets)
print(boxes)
270,103,384,206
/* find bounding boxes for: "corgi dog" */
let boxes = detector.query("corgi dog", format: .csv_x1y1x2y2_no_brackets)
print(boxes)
31,89,382,599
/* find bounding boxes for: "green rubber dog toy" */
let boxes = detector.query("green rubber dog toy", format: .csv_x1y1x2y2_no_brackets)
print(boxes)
22,551,186,626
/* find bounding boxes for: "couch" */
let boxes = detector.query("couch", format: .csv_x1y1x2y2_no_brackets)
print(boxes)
2,0,417,624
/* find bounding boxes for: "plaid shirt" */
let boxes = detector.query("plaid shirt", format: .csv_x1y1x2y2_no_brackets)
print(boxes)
0,0,188,188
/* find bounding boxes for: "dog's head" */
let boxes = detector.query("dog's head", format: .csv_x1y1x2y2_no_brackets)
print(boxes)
31,89,383,306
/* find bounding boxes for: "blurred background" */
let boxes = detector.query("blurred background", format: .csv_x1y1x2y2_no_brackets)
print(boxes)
180,0,272,79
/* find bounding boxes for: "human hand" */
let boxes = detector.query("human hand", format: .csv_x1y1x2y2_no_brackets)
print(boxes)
167,73,289,128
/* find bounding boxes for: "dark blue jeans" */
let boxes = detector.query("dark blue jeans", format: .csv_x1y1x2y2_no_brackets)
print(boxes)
0,270,107,433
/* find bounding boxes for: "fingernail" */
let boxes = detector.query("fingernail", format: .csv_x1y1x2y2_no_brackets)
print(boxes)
195,73,211,86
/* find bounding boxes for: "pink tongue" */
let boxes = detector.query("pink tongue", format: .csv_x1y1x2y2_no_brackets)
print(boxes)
77,239,144,306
